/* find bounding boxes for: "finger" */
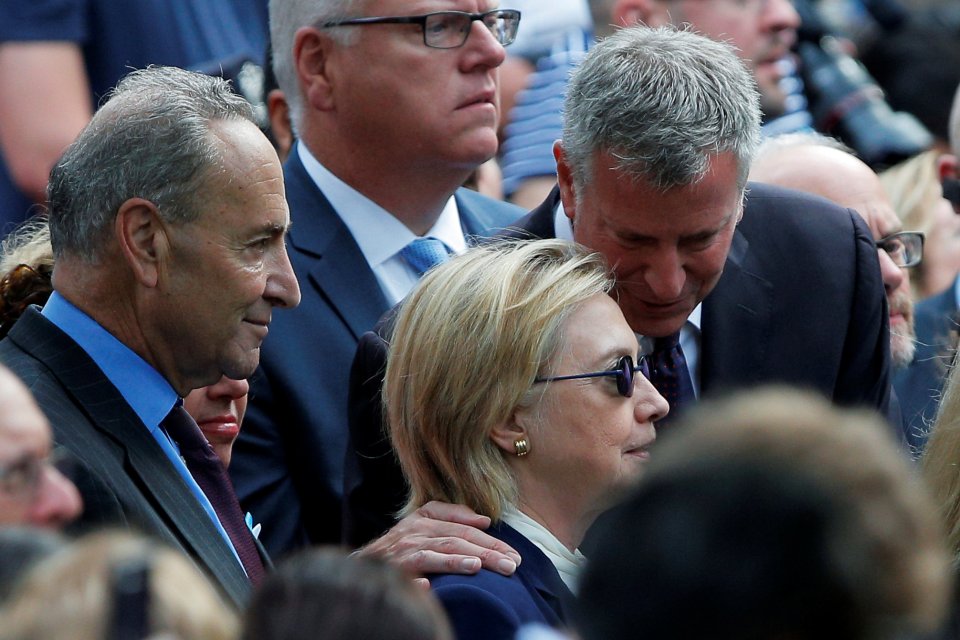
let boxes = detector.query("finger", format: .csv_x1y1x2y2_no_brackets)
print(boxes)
417,501,493,529
412,577,431,591
401,549,506,576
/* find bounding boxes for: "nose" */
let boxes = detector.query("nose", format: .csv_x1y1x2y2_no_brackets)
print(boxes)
266,245,301,309
642,250,686,301
877,248,905,295
763,0,801,34
206,375,250,401
635,376,670,424
30,465,82,530
461,18,506,70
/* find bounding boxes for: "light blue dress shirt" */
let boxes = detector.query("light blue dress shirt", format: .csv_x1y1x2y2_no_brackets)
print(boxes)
42,292,243,568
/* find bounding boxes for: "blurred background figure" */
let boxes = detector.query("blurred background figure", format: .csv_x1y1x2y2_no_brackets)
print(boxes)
577,387,952,640
0,1,270,236
386,239,667,639
0,530,238,640
242,547,453,640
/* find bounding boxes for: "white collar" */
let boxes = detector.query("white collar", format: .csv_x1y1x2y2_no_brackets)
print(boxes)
501,507,585,593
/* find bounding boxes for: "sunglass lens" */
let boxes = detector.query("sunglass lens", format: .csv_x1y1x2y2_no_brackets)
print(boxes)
618,356,634,398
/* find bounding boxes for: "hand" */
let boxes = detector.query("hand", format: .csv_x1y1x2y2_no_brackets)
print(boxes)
357,501,522,578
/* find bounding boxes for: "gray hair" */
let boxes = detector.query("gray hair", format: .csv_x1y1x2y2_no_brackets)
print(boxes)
562,25,762,192
269,0,364,134
47,66,255,261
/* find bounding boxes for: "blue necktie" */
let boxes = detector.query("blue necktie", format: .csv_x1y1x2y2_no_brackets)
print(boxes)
401,237,450,276
649,331,696,425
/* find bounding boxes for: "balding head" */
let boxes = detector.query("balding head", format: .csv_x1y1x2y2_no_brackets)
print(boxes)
751,136,917,369
0,367,82,530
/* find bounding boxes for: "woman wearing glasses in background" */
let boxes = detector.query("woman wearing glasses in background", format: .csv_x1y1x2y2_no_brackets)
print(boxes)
385,239,668,640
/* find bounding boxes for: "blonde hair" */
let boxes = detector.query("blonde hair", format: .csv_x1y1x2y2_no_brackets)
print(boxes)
653,387,952,636
880,150,946,298
0,530,239,640
922,356,960,554
386,239,613,519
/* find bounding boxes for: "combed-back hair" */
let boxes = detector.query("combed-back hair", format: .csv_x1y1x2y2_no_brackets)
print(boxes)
562,25,761,192
47,66,255,262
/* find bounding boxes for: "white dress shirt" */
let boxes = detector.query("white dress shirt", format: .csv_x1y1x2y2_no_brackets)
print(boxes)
298,143,468,305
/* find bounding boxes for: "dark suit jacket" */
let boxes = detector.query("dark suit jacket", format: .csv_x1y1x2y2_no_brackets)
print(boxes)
429,521,573,640
0,308,252,607
343,182,892,545
229,146,524,555
893,277,959,451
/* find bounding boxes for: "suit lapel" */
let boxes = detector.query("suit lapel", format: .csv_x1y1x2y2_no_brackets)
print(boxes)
700,227,774,395
8,309,251,604
492,522,573,623
284,150,390,340
503,186,561,240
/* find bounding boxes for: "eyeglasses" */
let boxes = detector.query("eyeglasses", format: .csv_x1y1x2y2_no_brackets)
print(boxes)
323,9,521,49
534,355,650,398
876,231,924,268
0,448,70,502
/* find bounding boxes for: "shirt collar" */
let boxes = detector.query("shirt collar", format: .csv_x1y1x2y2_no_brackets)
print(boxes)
41,292,178,432
297,143,467,263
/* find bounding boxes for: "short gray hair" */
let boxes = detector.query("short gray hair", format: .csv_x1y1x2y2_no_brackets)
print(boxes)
47,66,255,261
269,0,364,134
756,131,854,161
562,25,762,191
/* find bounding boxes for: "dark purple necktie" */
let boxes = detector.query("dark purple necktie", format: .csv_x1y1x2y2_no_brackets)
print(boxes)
649,331,696,424
162,404,265,585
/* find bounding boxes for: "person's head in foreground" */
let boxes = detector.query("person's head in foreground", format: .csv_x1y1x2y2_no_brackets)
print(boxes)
577,387,952,640
0,365,81,530
920,356,960,560
387,238,668,553
242,546,453,640
0,530,238,640
554,25,761,339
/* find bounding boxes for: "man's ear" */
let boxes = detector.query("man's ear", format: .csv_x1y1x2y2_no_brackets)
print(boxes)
554,142,579,229
489,408,533,457
267,89,294,161
115,198,167,288
294,26,337,112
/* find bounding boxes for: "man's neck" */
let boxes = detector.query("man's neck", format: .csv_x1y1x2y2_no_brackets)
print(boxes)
302,140,472,236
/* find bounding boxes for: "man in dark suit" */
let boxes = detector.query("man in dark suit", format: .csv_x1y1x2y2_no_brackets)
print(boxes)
345,26,891,545
231,0,525,555
0,66,302,606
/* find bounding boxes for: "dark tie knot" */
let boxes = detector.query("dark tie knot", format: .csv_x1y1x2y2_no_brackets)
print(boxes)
653,331,682,354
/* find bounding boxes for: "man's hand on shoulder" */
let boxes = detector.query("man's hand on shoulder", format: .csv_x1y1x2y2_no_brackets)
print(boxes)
357,501,521,579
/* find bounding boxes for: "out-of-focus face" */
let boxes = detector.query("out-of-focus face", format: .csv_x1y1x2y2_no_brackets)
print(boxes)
325,0,506,172
665,0,800,118
519,294,668,528
184,376,249,468
0,370,82,529
157,120,301,393
749,144,916,369
557,149,743,338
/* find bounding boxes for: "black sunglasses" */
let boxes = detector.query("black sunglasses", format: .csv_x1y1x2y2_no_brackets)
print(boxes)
534,355,650,398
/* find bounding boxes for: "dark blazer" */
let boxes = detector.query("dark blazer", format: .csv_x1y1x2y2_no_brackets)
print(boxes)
343,182,892,545
0,308,251,607
229,146,525,555
893,277,959,451
429,521,573,640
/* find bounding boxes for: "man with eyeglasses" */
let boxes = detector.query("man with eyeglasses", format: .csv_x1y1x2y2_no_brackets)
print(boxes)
749,133,922,443
231,0,525,557
0,364,81,530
